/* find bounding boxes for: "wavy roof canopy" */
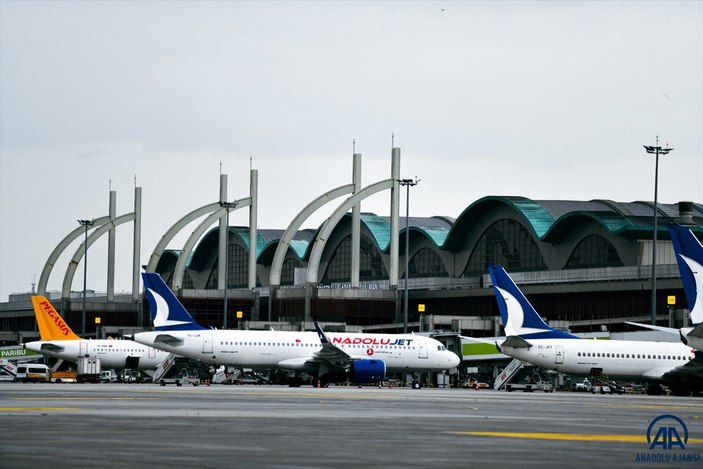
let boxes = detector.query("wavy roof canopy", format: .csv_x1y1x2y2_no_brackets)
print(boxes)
443,196,702,250
178,197,701,270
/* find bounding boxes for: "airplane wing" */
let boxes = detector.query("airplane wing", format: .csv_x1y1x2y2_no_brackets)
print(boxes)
310,322,351,366
625,321,679,335
682,323,703,351
660,356,703,382
685,323,703,342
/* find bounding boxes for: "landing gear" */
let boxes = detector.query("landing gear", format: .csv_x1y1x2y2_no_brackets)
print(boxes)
411,380,421,389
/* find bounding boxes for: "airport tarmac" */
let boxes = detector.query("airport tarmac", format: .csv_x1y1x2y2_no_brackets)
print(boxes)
1,383,702,468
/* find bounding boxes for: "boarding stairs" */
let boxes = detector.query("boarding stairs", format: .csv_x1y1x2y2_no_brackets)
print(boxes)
152,353,180,383
493,358,526,390
0,359,17,379
212,367,242,384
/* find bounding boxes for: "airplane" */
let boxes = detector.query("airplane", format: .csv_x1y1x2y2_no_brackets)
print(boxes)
24,296,171,373
626,226,703,351
488,264,703,395
131,272,461,388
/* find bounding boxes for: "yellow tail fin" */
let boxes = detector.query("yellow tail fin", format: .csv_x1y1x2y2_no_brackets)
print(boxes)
31,296,82,340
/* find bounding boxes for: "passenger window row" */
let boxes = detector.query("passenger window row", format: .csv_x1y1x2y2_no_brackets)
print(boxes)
576,352,690,360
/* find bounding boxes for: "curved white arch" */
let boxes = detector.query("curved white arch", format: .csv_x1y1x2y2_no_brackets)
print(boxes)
145,202,222,273
306,179,394,284
61,213,135,297
171,198,252,290
269,184,355,287
38,215,111,295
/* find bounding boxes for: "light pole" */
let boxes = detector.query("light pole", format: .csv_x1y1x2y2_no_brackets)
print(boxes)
77,219,94,336
220,201,238,329
398,178,419,333
643,137,673,325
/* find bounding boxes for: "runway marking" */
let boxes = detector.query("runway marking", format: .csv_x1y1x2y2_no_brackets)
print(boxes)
450,431,703,444
0,407,79,412
245,391,398,399
20,397,159,401
603,404,703,411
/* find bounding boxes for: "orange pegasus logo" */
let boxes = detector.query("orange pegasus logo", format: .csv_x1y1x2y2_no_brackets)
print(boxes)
31,296,82,341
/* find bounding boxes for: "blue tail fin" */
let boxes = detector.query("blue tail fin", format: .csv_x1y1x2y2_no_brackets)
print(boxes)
488,265,577,339
669,226,703,325
142,273,205,331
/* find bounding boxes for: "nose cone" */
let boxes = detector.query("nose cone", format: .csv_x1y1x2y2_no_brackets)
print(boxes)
449,351,461,369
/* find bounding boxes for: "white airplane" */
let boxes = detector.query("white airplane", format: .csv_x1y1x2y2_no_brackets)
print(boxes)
131,273,460,388
626,226,703,351
24,296,170,372
488,265,703,395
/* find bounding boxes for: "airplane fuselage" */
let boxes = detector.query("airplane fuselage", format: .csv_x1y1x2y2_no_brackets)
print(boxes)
133,330,460,372
24,339,169,370
502,338,696,380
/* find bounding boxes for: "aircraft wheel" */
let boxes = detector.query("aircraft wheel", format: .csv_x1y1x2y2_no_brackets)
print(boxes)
412,380,421,389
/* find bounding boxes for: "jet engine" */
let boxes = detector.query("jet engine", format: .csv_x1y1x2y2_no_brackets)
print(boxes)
349,359,386,383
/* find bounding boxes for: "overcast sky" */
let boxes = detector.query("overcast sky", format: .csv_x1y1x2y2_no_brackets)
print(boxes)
1,1,701,302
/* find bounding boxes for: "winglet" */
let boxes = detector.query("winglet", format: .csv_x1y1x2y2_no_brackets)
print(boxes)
31,296,82,340
142,273,206,331
488,265,578,340
669,226,703,325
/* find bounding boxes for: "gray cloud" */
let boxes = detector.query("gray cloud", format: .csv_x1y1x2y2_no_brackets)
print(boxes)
1,1,701,300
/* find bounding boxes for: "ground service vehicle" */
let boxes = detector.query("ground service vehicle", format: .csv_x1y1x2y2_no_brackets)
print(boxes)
572,379,592,392
505,373,553,392
50,370,77,383
77,357,101,383
159,367,200,387
100,370,118,383
14,364,50,382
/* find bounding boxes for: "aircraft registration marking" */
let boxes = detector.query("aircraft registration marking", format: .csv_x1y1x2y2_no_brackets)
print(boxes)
450,431,703,444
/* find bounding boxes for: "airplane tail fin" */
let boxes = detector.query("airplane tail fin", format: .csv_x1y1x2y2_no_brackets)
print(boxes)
31,296,82,340
669,226,703,324
142,273,205,331
488,265,577,340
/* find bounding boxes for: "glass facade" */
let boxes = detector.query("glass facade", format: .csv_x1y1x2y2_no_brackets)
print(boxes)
407,247,448,279
281,257,304,286
321,235,388,284
206,244,256,289
565,234,623,269
463,219,546,277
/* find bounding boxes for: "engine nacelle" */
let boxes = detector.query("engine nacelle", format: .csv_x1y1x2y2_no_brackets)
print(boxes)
349,359,386,383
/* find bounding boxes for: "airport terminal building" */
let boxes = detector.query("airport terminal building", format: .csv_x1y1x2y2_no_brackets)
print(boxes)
1,183,701,346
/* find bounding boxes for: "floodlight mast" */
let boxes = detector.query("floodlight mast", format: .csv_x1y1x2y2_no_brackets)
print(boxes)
398,178,419,333
643,136,673,325
77,219,95,336
219,201,238,329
